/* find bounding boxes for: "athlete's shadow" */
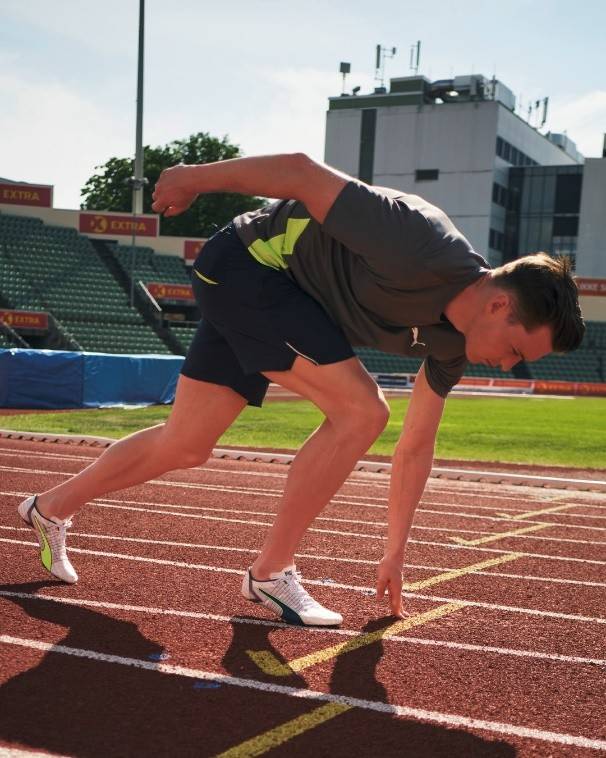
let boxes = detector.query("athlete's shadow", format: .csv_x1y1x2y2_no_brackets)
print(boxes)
223,613,515,758
221,615,308,689
324,615,516,757
0,581,255,757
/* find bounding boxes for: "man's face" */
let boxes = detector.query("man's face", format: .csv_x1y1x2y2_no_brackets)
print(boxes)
465,292,553,371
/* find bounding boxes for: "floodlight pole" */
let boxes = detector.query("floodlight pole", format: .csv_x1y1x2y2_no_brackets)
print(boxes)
130,0,146,306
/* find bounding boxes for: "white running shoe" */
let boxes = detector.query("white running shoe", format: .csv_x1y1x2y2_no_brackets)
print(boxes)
241,564,342,626
18,495,78,584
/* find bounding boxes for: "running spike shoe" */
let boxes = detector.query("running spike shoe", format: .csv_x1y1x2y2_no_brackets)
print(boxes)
242,564,342,626
18,496,78,584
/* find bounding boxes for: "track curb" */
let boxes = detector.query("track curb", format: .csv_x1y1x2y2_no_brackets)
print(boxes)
1,428,604,493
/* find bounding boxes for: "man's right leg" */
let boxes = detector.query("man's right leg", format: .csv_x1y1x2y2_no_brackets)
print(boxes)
20,375,247,581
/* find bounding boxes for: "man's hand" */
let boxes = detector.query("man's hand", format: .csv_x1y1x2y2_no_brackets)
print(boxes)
152,164,199,217
376,555,404,618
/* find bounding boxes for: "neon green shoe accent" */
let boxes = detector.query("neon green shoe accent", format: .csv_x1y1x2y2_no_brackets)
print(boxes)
247,217,310,270
193,269,218,285
32,514,52,571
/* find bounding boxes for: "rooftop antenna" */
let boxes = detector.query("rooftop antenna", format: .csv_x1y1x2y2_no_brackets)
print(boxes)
375,43,397,89
409,40,421,74
339,62,351,95
540,96,549,128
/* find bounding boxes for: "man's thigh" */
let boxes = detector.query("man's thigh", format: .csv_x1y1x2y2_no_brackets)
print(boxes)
263,355,387,420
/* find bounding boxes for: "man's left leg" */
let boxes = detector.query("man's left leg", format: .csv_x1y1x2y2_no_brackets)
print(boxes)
242,355,389,625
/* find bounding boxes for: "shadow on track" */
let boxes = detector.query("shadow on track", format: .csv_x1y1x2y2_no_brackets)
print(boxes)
220,614,516,757
0,582,306,757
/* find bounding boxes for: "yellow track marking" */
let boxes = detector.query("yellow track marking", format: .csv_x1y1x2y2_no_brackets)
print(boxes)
213,703,351,757
451,523,552,546
403,552,523,590
497,503,580,521
247,602,465,677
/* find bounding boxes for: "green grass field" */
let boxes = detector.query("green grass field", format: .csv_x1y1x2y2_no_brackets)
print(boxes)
1,395,604,469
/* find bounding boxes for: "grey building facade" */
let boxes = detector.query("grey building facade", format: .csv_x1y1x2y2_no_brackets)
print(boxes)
324,74,588,269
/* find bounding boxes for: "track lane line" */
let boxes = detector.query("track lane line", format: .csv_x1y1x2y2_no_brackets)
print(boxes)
2,538,605,625
2,635,605,752
3,525,604,589
3,590,604,667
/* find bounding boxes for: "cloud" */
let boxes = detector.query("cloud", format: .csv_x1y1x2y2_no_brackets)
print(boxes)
0,70,132,209
233,66,375,161
546,91,606,158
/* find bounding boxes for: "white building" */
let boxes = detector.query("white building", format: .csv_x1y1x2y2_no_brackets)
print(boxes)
324,74,583,268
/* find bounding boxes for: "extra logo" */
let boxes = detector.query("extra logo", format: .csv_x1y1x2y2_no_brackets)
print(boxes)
411,327,426,348
90,215,109,234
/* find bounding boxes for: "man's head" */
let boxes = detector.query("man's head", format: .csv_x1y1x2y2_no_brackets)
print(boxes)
464,253,585,371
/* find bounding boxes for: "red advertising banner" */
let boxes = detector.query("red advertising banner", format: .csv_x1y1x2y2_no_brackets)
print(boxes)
0,182,53,208
0,309,49,330
577,278,606,297
183,239,206,264
146,282,194,302
79,212,158,237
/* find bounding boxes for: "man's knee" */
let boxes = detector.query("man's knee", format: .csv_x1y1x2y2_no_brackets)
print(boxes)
333,393,390,441
158,427,213,469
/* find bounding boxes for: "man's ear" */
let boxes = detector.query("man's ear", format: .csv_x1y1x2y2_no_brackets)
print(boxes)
487,291,511,316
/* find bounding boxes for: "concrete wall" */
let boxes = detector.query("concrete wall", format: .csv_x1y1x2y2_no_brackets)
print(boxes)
577,158,606,277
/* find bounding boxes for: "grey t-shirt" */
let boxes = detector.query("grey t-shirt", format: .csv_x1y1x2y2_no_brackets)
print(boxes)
233,180,490,397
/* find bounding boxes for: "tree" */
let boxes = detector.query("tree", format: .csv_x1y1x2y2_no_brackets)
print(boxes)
80,133,264,237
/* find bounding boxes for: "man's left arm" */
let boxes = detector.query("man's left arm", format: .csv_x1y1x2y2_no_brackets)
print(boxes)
376,362,446,616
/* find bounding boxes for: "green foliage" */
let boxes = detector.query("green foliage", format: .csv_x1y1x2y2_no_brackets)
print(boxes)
80,132,264,237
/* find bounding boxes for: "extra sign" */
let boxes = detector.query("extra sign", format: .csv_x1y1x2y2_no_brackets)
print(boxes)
79,212,158,237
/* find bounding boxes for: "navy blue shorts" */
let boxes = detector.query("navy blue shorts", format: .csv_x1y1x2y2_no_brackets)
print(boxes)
181,224,355,406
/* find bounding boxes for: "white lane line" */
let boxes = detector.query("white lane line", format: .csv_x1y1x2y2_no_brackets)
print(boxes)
1,491,604,568
91,495,606,535
2,635,605,751
88,500,606,550
0,747,69,758
2,538,605,626
2,590,605,668
0,447,556,502
2,524,604,590
2,492,605,567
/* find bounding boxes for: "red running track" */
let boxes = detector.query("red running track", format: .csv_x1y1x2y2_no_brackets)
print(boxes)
0,437,605,757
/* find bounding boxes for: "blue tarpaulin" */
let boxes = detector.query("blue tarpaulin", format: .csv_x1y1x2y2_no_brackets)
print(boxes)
0,349,183,409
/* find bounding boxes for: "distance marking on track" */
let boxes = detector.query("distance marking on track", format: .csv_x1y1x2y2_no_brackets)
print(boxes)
246,602,466,677
403,553,522,591
497,502,584,520
212,702,352,758
450,522,554,546
2,635,605,752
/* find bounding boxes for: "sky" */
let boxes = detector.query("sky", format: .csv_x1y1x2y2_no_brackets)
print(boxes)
1,0,605,209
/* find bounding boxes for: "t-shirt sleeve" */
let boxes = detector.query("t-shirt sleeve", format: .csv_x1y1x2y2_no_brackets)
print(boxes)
322,180,432,278
423,354,467,398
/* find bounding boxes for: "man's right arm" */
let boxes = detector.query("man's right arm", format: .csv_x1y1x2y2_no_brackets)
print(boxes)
151,153,350,224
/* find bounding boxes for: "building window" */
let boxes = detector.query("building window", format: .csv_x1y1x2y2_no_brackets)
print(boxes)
492,182,508,207
415,169,439,181
358,109,376,184
489,228,504,251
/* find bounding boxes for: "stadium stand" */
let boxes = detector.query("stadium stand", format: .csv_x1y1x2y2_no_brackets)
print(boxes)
0,212,171,354
1,209,605,385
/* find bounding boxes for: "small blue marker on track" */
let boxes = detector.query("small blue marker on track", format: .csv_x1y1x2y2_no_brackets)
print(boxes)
148,652,170,661
193,680,221,690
